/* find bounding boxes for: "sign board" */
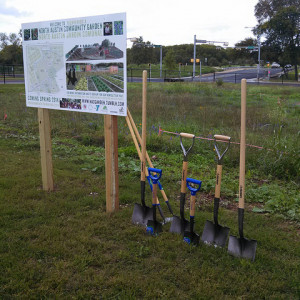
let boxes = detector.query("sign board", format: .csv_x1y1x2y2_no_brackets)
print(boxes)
22,13,127,117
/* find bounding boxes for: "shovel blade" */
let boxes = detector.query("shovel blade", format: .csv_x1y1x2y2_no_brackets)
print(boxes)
146,220,163,236
132,203,153,226
201,220,230,248
228,235,257,261
169,216,190,235
183,231,200,246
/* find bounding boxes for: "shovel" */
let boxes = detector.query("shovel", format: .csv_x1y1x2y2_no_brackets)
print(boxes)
146,168,163,236
132,71,153,226
228,79,257,261
183,178,202,246
170,133,195,235
126,112,167,224
201,134,231,247
127,108,174,220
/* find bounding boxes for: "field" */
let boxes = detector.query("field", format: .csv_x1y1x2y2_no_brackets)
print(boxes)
0,82,299,298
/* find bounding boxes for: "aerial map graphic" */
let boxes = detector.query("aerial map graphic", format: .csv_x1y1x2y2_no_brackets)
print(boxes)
26,44,64,93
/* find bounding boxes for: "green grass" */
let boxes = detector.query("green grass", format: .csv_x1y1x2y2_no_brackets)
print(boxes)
127,64,219,78
0,83,299,298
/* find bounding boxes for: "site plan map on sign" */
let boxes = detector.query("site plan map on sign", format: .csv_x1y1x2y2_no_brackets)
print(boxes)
26,44,64,94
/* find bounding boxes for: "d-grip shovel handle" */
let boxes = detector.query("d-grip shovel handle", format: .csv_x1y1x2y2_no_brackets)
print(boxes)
180,132,195,194
186,178,202,196
180,132,195,161
187,178,202,236
214,134,231,164
148,168,162,184
186,178,202,217
148,168,162,206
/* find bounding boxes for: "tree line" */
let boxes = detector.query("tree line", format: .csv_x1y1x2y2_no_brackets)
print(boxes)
1,0,299,79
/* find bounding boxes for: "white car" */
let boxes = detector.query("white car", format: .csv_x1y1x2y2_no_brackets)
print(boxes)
271,62,280,68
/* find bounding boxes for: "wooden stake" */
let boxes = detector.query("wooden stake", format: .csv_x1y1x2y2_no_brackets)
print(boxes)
104,114,119,213
141,70,147,182
239,79,247,209
38,108,54,191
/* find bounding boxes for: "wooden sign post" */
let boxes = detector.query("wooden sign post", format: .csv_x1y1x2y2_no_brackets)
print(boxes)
104,114,119,212
38,108,54,191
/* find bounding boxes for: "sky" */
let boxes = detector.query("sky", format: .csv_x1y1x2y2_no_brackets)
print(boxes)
0,0,259,47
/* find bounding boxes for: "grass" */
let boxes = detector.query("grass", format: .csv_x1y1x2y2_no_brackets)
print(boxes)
127,64,219,78
0,83,299,298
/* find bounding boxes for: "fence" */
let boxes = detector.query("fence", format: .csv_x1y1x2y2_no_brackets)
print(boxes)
127,67,299,85
1,65,298,85
0,65,24,84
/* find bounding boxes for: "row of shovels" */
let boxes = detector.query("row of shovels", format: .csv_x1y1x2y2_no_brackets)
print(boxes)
129,73,257,261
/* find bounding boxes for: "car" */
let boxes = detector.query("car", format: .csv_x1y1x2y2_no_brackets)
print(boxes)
284,64,292,69
271,62,280,68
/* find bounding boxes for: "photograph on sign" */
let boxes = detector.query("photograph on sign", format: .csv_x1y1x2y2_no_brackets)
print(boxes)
22,13,127,117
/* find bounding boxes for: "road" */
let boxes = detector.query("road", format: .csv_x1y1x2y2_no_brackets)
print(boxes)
191,67,282,84
128,67,299,86
1,68,299,86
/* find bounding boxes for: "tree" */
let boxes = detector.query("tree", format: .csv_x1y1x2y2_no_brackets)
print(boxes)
164,49,176,70
255,0,300,80
127,36,158,65
0,31,22,65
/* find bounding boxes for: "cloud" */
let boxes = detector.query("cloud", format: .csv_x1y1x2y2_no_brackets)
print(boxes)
0,0,27,17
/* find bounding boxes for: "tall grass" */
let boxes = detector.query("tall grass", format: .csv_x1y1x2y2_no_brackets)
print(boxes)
0,83,299,298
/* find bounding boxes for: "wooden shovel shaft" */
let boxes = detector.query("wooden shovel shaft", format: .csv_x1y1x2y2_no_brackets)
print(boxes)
239,79,247,209
181,161,188,193
190,195,196,217
141,70,147,182
152,183,158,205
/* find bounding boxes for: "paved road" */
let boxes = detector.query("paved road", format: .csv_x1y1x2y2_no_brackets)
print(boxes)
1,68,299,86
191,68,283,84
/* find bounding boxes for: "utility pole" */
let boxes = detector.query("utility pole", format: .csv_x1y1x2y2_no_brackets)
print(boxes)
257,35,261,80
193,35,197,78
193,35,228,79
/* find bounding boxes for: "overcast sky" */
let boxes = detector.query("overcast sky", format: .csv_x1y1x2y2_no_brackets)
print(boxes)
0,0,259,47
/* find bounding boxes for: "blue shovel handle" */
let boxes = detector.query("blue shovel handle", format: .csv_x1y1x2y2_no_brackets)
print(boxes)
148,168,162,184
147,176,164,192
186,178,202,196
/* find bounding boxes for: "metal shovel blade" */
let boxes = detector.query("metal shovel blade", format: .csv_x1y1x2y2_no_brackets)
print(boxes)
132,203,153,226
201,220,230,248
228,235,257,261
183,231,200,246
169,215,190,235
146,219,163,236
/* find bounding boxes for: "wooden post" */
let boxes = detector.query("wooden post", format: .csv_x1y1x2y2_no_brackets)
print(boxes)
38,108,54,191
104,114,119,213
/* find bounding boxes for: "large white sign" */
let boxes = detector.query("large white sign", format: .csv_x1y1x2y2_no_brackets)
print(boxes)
22,13,127,116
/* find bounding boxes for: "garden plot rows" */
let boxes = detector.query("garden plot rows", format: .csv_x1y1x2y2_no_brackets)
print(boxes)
89,74,124,93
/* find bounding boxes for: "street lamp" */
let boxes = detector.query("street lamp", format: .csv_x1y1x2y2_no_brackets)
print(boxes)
193,35,228,78
127,37,139,43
